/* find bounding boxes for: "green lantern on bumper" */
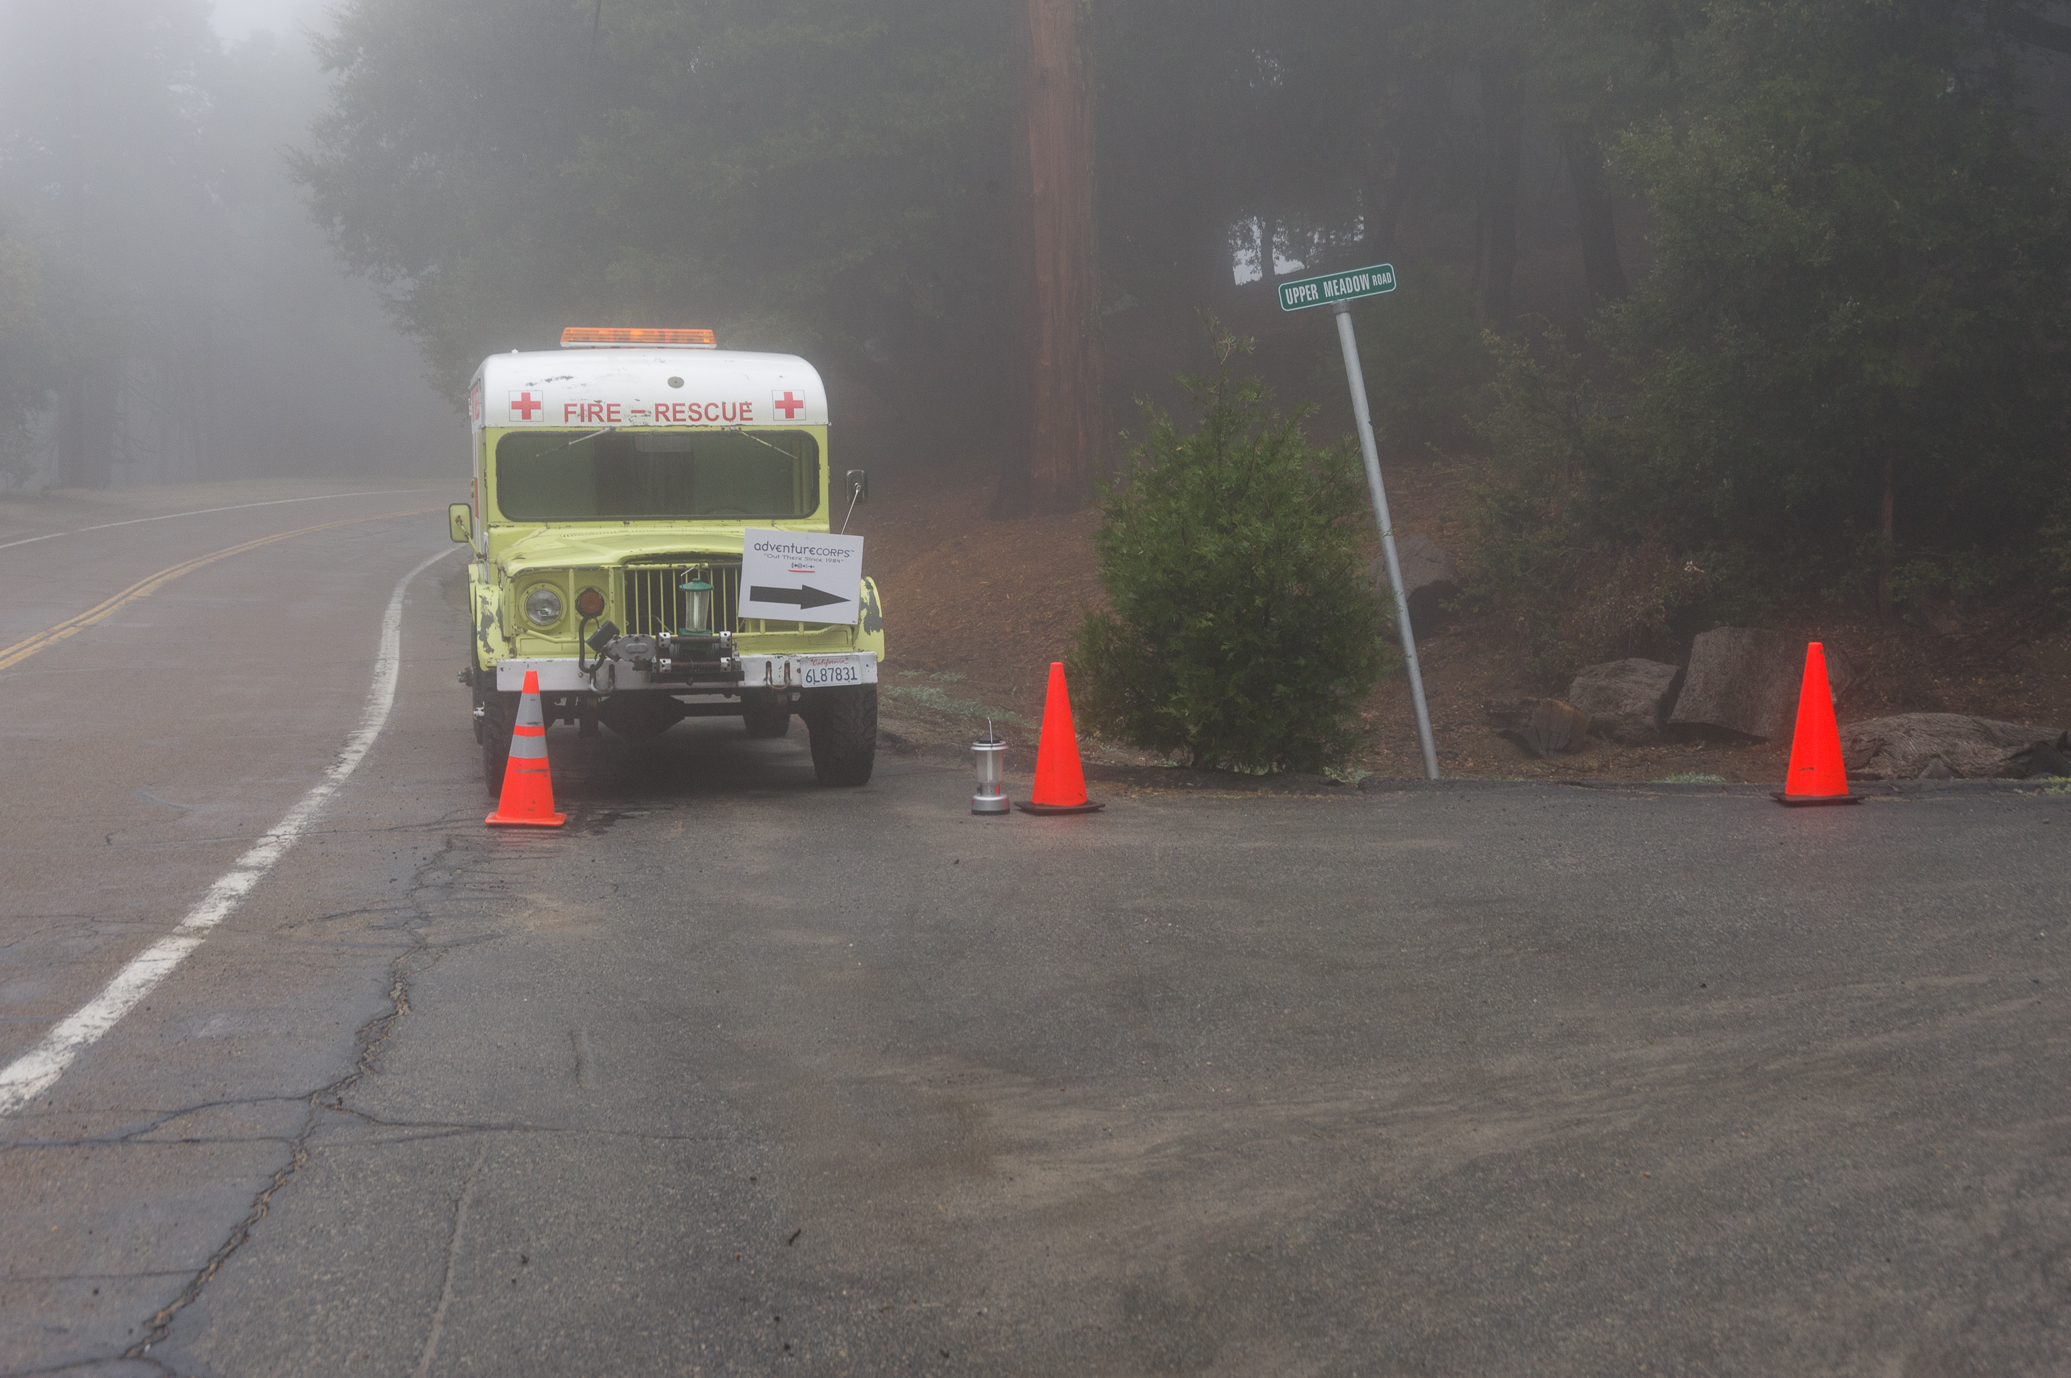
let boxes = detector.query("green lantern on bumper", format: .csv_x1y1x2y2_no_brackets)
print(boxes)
678,569,714,636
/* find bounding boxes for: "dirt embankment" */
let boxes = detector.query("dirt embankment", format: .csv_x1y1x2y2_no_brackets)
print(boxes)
855,457,2071,783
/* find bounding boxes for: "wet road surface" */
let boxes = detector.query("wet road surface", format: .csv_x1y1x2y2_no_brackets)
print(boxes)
1,492,2066,1375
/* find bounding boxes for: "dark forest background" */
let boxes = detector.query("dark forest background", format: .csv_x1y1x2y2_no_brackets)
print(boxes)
5,0,2071,635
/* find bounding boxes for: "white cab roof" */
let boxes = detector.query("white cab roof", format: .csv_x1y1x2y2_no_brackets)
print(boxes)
471,348,827,429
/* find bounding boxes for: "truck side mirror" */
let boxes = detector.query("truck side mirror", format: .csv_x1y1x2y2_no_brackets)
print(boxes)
845,469,868,504
448,503,473,544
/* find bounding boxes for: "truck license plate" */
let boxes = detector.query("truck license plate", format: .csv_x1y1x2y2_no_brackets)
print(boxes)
801,662,863,687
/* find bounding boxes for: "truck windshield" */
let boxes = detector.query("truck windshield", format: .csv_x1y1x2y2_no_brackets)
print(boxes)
494,429,820,520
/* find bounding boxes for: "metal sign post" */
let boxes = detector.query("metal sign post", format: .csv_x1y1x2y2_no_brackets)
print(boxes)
1278,262,1438,779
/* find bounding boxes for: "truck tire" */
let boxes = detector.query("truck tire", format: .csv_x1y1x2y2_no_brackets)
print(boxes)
480,690,517,794
805,685,876,786
741,701,792,739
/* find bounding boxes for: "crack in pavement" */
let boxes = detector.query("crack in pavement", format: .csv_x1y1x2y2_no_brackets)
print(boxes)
18,813,478,860
119,834,465,1364
3,1355,177,1378
3,1273,193,1284
316,1111,731,1144
0,1096,315,1151
10,1136,299,1153
410,1147,482,1378
28,803,581,1371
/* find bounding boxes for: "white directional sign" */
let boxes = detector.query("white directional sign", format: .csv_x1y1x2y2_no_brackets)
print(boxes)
737,528,865,626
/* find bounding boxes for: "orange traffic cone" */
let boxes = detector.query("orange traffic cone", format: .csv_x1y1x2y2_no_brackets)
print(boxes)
487,670,567,827
1772,642,1862,807
1015,662,1103,815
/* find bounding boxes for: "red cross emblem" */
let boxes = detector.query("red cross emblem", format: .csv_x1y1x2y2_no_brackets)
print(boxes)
772,390,805,420
508,391,542,420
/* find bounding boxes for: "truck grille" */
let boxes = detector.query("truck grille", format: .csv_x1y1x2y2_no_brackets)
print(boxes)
622,558,742,636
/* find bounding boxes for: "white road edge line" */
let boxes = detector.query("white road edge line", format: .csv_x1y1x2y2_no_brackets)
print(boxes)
0,532,64,552
0,544,460,1120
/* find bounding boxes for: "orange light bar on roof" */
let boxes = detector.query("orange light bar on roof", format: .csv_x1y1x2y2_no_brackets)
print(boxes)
560,327,718,349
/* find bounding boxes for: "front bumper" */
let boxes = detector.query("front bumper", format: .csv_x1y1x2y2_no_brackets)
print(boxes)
494,651,878,694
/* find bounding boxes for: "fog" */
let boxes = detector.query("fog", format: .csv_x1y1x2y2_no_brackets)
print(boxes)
4,0,2070,591
208,0,323,43
0,0,455,490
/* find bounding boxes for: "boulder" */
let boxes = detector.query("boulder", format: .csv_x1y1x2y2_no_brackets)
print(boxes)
2024,739,2071,777
1839,713,2071,780
1667,627,1851,742
1367,532,1460,630
1566,659,1685,746
1485,698,1593,757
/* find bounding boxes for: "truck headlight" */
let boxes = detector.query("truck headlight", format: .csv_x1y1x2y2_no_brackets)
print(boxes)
523,585,565,627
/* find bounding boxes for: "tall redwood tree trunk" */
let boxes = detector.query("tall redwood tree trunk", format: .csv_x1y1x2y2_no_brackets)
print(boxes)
1561,125,1628,303
1877,453,1897,620
1476,53,1523,325
1000,0,1102,516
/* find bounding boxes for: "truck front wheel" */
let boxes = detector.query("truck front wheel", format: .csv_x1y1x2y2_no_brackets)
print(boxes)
803,685,876,786
480,690,518,794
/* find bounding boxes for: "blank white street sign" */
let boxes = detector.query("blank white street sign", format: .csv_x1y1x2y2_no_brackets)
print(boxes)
737,528,865,626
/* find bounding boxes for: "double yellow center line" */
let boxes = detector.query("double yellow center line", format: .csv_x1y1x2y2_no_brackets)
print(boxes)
0,509,439,674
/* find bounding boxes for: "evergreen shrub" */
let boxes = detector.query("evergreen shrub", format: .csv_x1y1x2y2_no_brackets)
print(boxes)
1069,323,1391,773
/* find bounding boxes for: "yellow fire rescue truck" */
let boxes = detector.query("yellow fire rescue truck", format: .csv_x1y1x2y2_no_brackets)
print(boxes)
453,327,883,789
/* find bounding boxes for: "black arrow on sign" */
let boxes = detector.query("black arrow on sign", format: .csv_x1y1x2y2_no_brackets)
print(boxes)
749,584,849,611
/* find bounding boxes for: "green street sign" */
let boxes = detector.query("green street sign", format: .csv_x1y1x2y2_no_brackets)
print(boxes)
1278,262,1396,312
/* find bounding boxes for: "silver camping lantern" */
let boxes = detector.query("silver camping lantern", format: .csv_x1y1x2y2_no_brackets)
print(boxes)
971,726,1008,815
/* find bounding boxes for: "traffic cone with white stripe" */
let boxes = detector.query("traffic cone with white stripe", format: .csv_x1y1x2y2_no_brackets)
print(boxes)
487,670,567,827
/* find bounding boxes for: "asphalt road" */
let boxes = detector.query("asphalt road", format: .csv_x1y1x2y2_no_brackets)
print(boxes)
1,494,2066,1376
